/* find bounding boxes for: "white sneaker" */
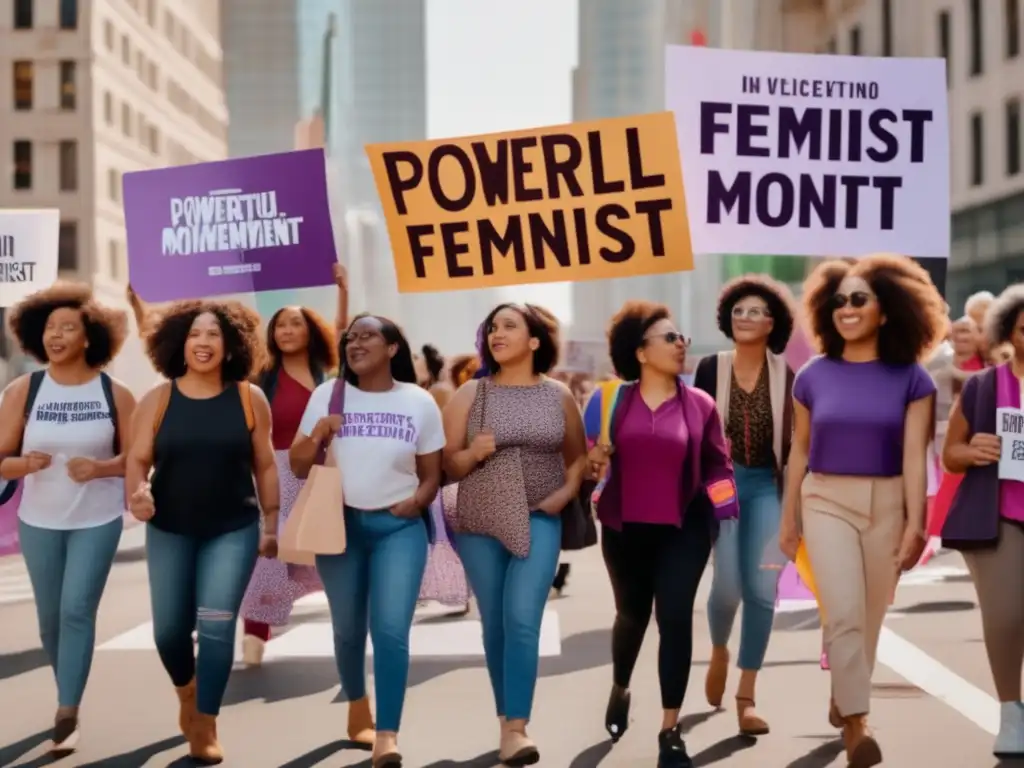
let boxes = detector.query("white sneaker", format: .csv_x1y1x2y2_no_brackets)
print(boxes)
994,701,1024,757
242,635,265,667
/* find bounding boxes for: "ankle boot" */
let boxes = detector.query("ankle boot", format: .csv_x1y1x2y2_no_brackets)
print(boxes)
843,714,882,767
347,696,376,745
704,646,729,708
175,679,196,737
188,713,224,765
499,726,539,766
736,696,769,736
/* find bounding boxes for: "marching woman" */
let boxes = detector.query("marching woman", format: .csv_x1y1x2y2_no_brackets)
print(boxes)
942,284,1024,758
289,313,444,768
415,344,454,408
239,264,347,665
779,254,943,767
0,283,134,754
126,300,278,765
443,303,587,766
694,275,796,735
585,301,737,768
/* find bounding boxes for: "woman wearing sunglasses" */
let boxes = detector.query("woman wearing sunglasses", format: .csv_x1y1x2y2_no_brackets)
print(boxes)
693,275,796,736
585,301,737,768
779,254,944,767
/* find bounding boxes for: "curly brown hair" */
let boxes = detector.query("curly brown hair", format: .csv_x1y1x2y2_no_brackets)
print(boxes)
984,284,1024,349
449,354,480,387
8,281,128,368
717,274,796,355
803,253,946,365
263,306,339,374
608,300,673,381
480,303,560,375
146,299,267,382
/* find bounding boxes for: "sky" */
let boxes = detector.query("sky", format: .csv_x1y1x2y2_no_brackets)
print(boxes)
425,0,578,324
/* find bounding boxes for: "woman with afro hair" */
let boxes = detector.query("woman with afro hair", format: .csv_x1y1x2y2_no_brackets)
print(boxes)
942,284,1024,758
126,299,279,764
693,274,796,736
584,301,737,767
0,282,134,756
779,254,943,767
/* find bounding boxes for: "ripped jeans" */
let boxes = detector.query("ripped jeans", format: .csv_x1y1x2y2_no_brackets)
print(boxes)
146,521,259,715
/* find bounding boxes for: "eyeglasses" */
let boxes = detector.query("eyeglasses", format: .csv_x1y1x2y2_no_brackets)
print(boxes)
832,291,874,310
644,331,690,347
344,330,382,343
731,305,772,320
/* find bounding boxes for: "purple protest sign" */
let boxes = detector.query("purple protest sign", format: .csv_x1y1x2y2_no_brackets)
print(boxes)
0,483,22,557
123,149,337,302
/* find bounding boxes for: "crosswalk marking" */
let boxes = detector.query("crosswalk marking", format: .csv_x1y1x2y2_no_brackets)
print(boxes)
98,609,563,658
0,561,33,606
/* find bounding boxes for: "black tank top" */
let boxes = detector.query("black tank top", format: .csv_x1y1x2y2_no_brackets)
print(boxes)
150,382,259,538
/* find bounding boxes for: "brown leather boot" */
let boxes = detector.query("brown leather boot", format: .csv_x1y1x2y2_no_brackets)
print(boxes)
843,714,882,767
347,696,376,745
736,696,769,735
705,646,729,708
188,713,224,764
175,679,196,737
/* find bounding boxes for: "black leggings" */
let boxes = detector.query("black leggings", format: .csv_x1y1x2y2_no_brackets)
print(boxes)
601,509,712,710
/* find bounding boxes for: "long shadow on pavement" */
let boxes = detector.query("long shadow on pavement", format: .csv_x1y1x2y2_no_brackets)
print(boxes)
783,735,844,768
222,658,340,706
72,735,185,767
896,599,976,614
276,738,372,768
422,749,500,767
0,648,48,681
0,729,50,767
691,734,756,765
568,740,614,767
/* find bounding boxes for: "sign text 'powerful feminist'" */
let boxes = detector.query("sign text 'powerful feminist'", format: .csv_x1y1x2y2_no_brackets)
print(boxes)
0,209,59,307
366,112,692,293
665,47,950,259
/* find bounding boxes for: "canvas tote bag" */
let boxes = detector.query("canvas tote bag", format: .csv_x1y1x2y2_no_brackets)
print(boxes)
279,380,348,565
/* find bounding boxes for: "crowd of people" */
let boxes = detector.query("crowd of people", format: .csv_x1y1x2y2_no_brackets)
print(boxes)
1,253,1023,767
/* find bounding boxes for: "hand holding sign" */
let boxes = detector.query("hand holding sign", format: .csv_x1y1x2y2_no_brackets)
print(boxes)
969,432,1002,467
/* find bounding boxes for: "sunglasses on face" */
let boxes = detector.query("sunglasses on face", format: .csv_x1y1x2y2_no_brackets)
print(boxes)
731,305,771,320
832,291,873,310
644,331,690,347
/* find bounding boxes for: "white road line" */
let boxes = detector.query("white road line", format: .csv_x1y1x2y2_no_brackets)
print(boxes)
876,626,999,735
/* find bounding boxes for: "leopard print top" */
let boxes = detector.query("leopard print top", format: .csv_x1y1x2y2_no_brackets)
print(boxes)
726,364,774,468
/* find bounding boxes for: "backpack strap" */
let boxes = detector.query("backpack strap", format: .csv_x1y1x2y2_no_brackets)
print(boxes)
99,372,120,455
597,380,624,447
238,382,255,432
153,382,173,437
16,370,46,455
259,366,279,403
315,379,346,465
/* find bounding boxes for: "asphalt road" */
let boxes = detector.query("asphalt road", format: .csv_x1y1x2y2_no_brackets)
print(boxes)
0,532,1019,767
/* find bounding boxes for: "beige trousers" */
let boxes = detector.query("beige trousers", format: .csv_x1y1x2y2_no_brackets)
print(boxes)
801,472,904,716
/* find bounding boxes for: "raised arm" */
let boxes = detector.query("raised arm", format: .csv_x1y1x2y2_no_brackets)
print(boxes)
249,384,280,535
333,263,349,338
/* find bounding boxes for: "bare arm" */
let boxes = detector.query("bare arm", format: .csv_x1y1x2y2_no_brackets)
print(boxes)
781,399,811,532
412,451,443,508
0,376,32,480
93,381,136,479
290,420,327,480
249,385,280,534
903,395,933,532
559,387,588,499
442,380,481,482
125,385,163,496
334,263,349,338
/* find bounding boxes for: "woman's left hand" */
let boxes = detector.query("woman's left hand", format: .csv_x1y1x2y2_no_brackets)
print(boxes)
390,497,421,518
259,533,278,559
536,490,568,516
897,524,927,571
66,457,100,483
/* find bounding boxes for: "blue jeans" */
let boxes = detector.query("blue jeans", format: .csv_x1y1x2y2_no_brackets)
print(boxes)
455,513,561,721
707,465,782,671
146,521,259,715
19,516,123,708
316,508,428,733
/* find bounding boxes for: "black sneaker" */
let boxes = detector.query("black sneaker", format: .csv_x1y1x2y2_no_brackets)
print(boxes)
552,563,571,594
604,686,630,742
52,712,79,754
657,724,692,768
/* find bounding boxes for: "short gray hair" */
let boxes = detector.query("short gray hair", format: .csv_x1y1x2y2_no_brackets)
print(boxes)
965,291,996,314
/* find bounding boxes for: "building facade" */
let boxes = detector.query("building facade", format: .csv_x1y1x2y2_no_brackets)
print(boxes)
0,0,228,391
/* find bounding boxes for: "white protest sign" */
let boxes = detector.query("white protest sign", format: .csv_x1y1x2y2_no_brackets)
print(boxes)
562,340,604,374
997,407,1024,482
0,209,60,307
665,47,950,259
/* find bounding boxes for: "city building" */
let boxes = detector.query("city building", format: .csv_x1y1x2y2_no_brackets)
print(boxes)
1,0,228,391
757,0,1024,312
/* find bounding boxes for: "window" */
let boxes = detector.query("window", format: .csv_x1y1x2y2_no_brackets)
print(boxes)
108,241,123,280
938,10,952,85
147,61,158,89
59,141,77,191
971,111,985,186
148,125,160,153
826,37,837,53
59,61,76,110
881,0,893,55
969,0,983,75
146,0,157,26
1008,99,1022,176
104,91,113,124
121,35,130,65
849,25,862,55
104,20,114,50
107,168,121,201
13,141,32,190
58,222,78,271
14,0,32,28
60,0,77,30
122,103,132,136
1009,0,1021,58
13,61,33,110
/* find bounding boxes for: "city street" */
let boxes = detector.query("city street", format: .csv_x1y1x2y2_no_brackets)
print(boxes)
0,535,1017,767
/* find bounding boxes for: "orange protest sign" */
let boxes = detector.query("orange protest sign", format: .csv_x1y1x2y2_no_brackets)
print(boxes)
365,112,693,293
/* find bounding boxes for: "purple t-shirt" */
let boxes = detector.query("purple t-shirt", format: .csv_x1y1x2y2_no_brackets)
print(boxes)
793,356,936,477
617,394,689,524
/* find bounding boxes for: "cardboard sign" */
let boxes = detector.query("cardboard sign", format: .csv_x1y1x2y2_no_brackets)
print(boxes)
665,46,950,259
997,407,1024,483
123,149,338,301
0,209,59,307
366,112,692,293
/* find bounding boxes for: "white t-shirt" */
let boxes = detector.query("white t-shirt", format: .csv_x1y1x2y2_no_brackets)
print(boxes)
19,373,125,530
298,380,446,510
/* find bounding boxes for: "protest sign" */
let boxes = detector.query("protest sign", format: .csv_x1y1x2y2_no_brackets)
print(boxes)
997,407,1024,482
0,209,59,307
665,46,949,259
562,340,605,374
123,149,338,302
366,113,692,293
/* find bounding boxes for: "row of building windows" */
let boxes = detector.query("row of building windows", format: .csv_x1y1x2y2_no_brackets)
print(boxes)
12,61,76,111
969,99,1023,187
12,0,76,30
11,140,78,192
102,91,161,154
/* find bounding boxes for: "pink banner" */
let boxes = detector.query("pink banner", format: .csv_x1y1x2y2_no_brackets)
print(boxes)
776,562,815,603
0,483,22,557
